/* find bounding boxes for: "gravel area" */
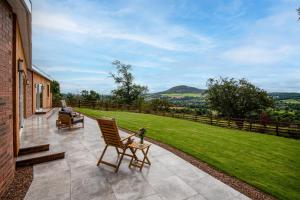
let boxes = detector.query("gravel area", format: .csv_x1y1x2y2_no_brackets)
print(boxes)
1,166,33,200
120,127,276,200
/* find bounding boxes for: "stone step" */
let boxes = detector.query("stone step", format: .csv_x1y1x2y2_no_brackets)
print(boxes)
46,108,57,119
16,149,65,167
19,144,50,156
35,108,52,115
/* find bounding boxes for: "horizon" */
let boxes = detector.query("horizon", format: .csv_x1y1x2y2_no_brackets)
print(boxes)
32,0,300,94
59,84,300,95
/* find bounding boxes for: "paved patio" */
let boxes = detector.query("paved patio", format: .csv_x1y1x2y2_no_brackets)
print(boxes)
22,110,250,200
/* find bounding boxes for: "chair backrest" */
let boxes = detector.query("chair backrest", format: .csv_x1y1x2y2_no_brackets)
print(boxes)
97,118,123,148
61,100,67,108
58,112,72,124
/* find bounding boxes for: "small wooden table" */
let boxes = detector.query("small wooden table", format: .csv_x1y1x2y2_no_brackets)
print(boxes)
128,142,151,171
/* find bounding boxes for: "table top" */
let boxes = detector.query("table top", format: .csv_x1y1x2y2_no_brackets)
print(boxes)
129,142,151,149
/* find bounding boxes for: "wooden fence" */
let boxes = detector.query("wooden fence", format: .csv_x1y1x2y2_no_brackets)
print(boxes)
60,100,300,139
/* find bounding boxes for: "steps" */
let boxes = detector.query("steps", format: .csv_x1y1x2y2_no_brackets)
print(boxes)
17,144,65,167
35,111,46,114
46,108,57,119
19,144,50,155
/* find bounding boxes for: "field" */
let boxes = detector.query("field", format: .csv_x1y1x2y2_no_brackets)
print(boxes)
76,108,300,200
281,99,300,104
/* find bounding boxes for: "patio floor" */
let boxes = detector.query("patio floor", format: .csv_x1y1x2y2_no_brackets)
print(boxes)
21,110,250,200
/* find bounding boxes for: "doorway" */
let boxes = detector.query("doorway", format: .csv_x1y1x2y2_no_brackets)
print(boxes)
18,60,24,128
36,83,43,111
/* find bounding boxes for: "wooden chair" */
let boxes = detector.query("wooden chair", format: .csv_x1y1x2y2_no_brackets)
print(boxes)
96,118,137,172
61,99,67,108
56,111,84,130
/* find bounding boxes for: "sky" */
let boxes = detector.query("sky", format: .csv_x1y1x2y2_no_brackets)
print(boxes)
31,0,300,94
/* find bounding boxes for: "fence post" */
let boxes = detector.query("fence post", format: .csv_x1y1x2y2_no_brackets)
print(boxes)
210,115,213,125
249,120,252,131
194,115,198,121
78,100,81,108
276,120,279,136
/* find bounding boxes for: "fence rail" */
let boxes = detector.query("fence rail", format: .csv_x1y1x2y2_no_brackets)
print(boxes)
57,100,300,139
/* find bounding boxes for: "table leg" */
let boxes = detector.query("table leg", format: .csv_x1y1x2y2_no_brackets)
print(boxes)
129,148,138,168
140,146,150,171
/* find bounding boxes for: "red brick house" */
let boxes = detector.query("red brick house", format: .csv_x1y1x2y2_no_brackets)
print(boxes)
0,0,52,195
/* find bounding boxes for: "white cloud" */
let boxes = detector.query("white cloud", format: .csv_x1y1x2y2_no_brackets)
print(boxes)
221,7,300,65
222,45,295,64
32,2,215,52
33,11,88,34
44,66,107,75
32,0,300,92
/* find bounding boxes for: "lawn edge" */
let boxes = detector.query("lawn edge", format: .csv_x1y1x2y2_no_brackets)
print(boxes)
119,127,276,200
76,109,277,200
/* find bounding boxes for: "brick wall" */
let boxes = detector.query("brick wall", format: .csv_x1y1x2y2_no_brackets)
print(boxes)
0,0,15,196
26,70,33,117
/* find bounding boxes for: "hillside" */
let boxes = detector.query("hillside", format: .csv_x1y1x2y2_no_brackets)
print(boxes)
156,85,205,94
269,92,300,100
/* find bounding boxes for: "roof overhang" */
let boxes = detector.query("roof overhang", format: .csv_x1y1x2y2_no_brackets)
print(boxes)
31,65,53,82
7,0,32,69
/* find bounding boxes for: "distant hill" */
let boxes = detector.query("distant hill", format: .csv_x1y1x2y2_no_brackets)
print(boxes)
156,85,205,94
269,92,300,100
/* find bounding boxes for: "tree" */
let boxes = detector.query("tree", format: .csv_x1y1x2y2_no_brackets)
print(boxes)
206,77,274,120
150,98,171,112
88,90,100,101
62,93,81,106
50,80,61,105
51,80,60,94
80,90,100,101
298,7,300,20
110,60,148,106
80,90,89,100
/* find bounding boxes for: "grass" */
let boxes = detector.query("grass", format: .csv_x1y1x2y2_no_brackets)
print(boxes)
281,99,300,104
76,108,300,200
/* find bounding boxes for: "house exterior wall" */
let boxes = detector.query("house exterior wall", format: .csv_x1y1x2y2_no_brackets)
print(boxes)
0,0,32,196
25,69,32,117
13,18,29,155
32,72,52,112
0,0,15,196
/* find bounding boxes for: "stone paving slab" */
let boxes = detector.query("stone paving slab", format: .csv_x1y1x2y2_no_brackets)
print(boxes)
22,112,250,200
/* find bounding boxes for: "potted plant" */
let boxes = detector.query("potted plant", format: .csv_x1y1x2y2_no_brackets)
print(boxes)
138,128,146,144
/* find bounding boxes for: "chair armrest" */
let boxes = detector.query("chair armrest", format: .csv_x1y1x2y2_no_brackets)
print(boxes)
121,133,135,142
72,112,81,117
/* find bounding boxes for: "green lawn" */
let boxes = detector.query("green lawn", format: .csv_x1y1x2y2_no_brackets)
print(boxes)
76,108,300,200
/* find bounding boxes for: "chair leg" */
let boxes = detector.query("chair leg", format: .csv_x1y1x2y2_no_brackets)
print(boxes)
97,145,108,166
115,147,120,156
115,148,126,172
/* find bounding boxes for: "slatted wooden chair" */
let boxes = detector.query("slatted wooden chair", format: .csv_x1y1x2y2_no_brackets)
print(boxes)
96,118,137,172
61,99,67,108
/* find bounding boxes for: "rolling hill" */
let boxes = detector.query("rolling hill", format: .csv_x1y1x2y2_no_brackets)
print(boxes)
156,85,205,94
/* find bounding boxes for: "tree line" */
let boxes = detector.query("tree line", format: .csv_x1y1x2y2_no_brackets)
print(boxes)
50,60,300,124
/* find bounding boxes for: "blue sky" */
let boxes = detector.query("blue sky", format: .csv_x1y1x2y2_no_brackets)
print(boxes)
32,0,300,94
